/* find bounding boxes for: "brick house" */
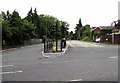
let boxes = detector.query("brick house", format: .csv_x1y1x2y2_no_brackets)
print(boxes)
92,27,100,33
92,20,120,44
92,26,113,40
92,26,113,33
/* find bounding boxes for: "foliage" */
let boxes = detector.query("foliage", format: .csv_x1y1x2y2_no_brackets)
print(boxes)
2,8,69,47
82,25,91,38
69,31,74,40
82,37,94,42
74,18,82,39
99,29,113,35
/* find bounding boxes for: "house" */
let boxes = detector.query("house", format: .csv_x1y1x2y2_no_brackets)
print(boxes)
92,27,100,33
92,20,120,44
92,26,113,33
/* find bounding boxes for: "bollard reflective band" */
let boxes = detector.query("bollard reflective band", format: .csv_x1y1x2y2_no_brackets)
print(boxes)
53,44,56,46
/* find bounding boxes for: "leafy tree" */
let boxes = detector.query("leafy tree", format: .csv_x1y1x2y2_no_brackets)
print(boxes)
100,29,113,35
26,7,33,22
2,19,12,44
26,8,40,38
82,24,91,37
9,10,24,45
74,18,82,39
69,31,74,39
61,21,69,38
2,9,70,48
21,19,36,41
39,14,57,39
2,11,12,46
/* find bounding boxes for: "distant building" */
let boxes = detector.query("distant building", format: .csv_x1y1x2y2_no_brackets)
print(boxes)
92,26,113,33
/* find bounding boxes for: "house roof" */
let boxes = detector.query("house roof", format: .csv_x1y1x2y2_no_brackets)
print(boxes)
92,26,114,31
112,29,120,33
99,26,113,29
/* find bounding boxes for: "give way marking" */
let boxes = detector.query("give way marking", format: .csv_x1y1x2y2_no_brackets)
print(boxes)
0,65,14,68
0,65,23,75
0,71,23,75
109,56,118,59
70,79,82,81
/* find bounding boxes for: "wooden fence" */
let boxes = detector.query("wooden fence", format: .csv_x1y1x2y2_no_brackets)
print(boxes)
100,34,120,44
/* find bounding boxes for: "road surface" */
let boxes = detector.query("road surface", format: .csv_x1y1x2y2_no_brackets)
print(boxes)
2,40,118,81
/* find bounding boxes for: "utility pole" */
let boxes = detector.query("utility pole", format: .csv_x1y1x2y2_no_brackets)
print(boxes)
55,21,58,52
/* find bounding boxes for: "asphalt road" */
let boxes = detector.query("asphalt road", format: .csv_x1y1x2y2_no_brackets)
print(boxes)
2,40,118,81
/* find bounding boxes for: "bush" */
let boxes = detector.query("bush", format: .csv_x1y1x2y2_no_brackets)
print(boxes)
82,37,94,42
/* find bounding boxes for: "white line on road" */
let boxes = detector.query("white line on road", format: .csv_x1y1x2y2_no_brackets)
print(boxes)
42,54,50,58
109,56,118,59
0,65,14,68
0,71,23,74
70,79,82,81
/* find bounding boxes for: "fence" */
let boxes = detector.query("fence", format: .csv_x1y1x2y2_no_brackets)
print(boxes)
100,34,120,44
43,39,66,53
114,34,120,44
24,39,43,45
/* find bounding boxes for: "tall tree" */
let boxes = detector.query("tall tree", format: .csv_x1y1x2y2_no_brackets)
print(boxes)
26,7,33,22
10,10,23,45
61,21,69,38
69,31,74,39
74,18,82,39
2,12,12,44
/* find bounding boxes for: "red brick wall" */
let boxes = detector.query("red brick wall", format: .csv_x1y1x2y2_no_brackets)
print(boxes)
94,27,100,33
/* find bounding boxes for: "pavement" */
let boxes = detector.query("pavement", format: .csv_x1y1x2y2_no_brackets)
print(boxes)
1,40,119,82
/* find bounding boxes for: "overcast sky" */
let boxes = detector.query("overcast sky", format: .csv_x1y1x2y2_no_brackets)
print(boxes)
1,0,119,32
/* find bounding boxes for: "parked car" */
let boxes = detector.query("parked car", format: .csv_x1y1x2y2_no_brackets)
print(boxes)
95,38,100,43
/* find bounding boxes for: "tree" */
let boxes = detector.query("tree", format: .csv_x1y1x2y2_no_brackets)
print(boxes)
9,10,24,45
26,7,33,22
2,9,70,47
2,18,13,45
82,25,91,37
38,14,57,39
69,31,74,39
21,19,36,41
74,18,82,39
61,21,69,38
26,8,40,38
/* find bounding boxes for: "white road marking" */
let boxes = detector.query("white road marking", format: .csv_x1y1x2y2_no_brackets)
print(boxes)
42,54,50,58
0,65,14,68
0,71,23,74
109,56,118,59
70,79,82,81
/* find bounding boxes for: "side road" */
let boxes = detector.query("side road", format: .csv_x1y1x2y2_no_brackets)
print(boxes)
1,44,43,52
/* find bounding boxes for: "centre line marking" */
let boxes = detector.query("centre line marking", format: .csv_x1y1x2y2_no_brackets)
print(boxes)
0,71,23,74
70,79,82,81
0,65,14,68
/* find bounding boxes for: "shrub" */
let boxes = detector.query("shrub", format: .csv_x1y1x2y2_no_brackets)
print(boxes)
82,37,94,42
